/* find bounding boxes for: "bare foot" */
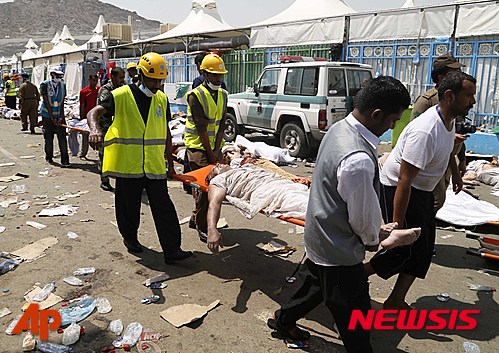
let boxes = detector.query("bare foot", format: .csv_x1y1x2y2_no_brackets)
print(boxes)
380,228,421,250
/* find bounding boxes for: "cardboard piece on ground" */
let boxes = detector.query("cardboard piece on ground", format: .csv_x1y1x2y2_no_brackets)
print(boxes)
0,162,15,167
160,300,220,328
216,218,228,229
0,307,11,318
0,195,18,208
39,205,78,217
12,237,58,262
26,221,47,229
0,173,28,183
24,286,63,310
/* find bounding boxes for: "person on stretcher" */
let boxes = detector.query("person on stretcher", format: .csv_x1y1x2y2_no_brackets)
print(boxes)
203,162,422,255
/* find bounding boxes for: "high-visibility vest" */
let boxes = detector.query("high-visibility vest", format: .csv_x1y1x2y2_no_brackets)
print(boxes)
6,80,17,96
103,85,168,179
184,85,227,151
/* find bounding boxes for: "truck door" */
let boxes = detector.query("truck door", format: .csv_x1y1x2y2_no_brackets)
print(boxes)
247,69,279,128
327,68,348,127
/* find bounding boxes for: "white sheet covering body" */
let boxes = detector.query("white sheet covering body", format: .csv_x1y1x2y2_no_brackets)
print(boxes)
235,135,295,165
436,188,499,226
210,164,309,220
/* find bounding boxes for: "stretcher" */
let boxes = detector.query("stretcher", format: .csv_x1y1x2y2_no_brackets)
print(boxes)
171,164,305,227
466,233,499,261
57,123,90,135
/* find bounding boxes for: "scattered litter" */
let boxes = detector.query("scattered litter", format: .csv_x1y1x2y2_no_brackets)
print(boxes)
19,155,35,159
115,322,143,348
12,237,58,262
295,225,304,234
0,253,21,275
37,341,74,353
216,217,228,229
99,203,114,210
62,323,81,345
140,331,161,341
440,234,455,239
286,277,297,283
0,195,18,208
18,201,30,210
0,162,15,167
288,227,294,234
67,231,78,239
5,313,23,335
258,241,296,258
74,267,96,276
27,143,40,148
141,295,161,305
109,319,124,336
33,194,47,199
63,276,84,286
11,184,27,194
96,297,112,314
39,204,78,217
0,226,5,234
160,300,220,328
59,296,97,326
179,216,190,225
468,284,496,292
26,220,47,229
285,339,310,349
32,281,56,302
143,273,170,287
38,170,52,177
0,307,11,318
463,341,481,353
22,332,36,351
80,219,95,223
0,173,28,183
137,341,162,353
436,293,450,302
24,285,63,310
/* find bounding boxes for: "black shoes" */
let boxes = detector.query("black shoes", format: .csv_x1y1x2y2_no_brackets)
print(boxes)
123,239,143,253
61,163,71,168
197,229,208,243
267,312,311,340
164,249,193,264
100,182,114,192
21,128,28,131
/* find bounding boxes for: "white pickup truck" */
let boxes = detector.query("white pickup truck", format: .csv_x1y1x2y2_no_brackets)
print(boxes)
225,61,373,157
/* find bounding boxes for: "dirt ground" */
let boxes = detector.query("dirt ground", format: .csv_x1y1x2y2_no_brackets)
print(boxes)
0,119,498,353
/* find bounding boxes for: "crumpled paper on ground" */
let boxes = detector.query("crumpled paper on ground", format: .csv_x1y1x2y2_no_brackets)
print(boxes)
39,204,78,217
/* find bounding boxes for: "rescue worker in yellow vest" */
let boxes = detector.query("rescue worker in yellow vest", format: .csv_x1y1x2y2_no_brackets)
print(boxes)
185,53,228,243
87,52,192,264
3,73,17,109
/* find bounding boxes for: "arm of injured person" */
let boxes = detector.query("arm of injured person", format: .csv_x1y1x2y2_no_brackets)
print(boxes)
207,184,227,254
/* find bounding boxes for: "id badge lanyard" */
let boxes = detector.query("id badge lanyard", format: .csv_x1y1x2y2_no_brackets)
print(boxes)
50,82,60,113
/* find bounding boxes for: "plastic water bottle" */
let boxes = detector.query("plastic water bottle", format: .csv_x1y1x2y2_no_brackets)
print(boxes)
37,341,74,353
109,319,123,336
96,297,112,314
32,281,56,302
0,259,19,275
62,323,81,345
5,313,23,335
73,267,95,276
121,322,143,346
463,342,481,353
63,276,84,286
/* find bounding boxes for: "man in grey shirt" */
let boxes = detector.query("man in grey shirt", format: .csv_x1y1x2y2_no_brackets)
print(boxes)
268,77,420,353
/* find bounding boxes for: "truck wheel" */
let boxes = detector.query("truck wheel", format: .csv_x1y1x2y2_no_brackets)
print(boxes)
280,122,310,158
223,113,239,142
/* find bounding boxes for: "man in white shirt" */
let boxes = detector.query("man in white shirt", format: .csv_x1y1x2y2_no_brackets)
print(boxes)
267,77,420,353
365,71,475,310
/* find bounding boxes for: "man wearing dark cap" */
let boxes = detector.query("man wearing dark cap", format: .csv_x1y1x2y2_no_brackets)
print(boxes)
410,53,467,212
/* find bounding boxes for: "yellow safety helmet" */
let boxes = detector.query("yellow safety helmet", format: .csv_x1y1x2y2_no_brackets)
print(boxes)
2,73,9,79
200,53,228,74
137,52,168,79
126,62,137,70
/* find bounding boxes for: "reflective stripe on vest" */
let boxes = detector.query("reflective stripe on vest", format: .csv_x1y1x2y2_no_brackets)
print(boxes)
184,85,227,151
102,85,167,179
6,80,17,96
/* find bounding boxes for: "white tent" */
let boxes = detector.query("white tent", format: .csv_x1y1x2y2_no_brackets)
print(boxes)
252,0,355,27
402,0,416,7
21,39,40,61
139,0,242,45
51,31,61,45
250,0,356,48
80,15,106,50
